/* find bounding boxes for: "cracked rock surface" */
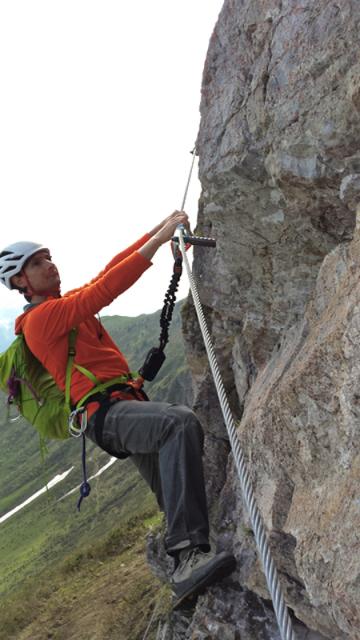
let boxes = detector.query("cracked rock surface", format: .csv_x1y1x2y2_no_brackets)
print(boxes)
152,1,360,638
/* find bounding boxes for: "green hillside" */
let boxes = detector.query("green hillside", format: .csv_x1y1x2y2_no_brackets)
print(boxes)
0,301,191,640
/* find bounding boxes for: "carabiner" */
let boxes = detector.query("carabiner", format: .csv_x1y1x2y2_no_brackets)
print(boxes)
68,407,88,438
6,401,21,423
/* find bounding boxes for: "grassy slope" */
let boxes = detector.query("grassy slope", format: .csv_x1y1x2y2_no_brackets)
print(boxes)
0,301,189,639
2,512,173,640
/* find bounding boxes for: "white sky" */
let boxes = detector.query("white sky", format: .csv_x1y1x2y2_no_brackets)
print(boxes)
0,0,223,326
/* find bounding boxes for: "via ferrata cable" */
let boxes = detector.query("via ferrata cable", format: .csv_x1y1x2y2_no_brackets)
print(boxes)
173,149,296,640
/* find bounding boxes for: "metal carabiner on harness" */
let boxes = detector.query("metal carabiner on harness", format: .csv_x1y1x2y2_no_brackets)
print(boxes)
6,401,21,423
68,406,88,438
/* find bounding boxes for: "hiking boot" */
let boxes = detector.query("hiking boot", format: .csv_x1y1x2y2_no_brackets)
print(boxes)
171,547,236,607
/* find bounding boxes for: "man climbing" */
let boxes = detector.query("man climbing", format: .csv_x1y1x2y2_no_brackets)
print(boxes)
0,210,235,606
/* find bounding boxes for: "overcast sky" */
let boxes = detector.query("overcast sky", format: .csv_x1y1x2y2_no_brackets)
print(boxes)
0,0,223,327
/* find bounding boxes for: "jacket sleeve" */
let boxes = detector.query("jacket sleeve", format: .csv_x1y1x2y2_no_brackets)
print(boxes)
66,233,151,295
26,250,152,341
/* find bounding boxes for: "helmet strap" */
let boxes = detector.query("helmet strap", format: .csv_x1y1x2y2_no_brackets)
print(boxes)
21,271,60,299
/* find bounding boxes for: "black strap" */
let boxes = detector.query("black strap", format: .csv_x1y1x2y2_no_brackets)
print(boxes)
92,397,129,459
79,383,131,409
89,384,149,459
139,255,182,381
159,255,182,350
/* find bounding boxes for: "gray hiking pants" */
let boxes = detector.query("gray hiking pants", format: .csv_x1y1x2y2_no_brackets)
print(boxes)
86,400,210,554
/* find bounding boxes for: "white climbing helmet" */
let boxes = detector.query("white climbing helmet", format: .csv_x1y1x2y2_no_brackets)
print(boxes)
0,241,48,290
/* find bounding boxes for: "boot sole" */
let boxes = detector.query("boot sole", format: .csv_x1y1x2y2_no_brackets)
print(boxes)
172,555,236,610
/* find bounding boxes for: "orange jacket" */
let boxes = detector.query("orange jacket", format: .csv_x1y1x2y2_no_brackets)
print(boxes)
15,234,152,411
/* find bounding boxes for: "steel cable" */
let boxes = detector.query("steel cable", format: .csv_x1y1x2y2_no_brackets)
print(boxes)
178,229,296,640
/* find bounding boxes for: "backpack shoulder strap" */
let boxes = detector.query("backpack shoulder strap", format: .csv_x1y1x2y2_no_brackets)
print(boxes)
65,328,77,408
65,328,102,409
64,328,141,411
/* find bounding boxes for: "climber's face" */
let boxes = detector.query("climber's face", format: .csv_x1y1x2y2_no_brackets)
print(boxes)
12,250,61,298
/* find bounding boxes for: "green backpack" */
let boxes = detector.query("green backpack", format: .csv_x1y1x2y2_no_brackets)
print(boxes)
0,333,72,439
0,329,138,441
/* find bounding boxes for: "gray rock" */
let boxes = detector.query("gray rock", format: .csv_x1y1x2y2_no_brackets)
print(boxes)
340,174,360,211
152,1,360,638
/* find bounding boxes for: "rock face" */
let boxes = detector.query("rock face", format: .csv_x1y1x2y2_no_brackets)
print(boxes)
156,1,360,639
